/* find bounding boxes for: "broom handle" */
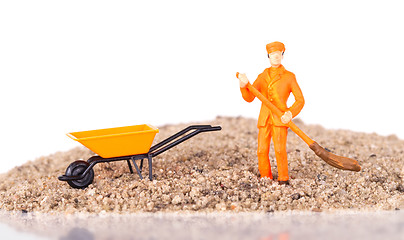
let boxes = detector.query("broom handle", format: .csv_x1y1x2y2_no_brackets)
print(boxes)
245,82,315,146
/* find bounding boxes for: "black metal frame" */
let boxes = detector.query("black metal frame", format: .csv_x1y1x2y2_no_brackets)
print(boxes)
58,125,221,182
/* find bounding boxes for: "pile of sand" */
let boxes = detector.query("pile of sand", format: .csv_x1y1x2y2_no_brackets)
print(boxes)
0,117,403,214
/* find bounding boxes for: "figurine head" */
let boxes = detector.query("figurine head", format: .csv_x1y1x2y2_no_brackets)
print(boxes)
266,41,285,68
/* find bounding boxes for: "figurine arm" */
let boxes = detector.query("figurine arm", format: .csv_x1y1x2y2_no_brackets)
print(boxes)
239,74,261,103
287,77,305,118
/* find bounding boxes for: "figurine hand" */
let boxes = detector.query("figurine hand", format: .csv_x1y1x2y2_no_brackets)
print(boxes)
281,111,293,124
238,73,249,88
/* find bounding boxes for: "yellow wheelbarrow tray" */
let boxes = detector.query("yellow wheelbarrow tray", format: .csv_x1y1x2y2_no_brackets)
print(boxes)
58,125,221,189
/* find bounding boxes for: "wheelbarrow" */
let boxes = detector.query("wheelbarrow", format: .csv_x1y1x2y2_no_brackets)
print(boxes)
58,124,221,189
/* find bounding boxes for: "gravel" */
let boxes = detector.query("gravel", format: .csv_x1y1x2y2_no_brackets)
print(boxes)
0,116,403,214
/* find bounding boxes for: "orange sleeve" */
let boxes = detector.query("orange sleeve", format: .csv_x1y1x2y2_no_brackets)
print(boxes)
287,75,305,117
240,74,263,103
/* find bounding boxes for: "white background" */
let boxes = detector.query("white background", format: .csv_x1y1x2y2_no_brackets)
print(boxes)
1,0,403,174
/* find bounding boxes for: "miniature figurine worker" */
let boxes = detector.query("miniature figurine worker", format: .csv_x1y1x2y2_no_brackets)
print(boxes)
238,41,304,184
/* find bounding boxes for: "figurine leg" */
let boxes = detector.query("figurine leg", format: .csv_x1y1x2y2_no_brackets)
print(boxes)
257,126,273,179
272,126,289,182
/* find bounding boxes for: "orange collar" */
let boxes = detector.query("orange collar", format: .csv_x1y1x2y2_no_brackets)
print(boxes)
266,65,286,86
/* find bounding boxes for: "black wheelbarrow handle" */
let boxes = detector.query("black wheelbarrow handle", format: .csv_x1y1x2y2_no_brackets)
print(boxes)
149,125,222,157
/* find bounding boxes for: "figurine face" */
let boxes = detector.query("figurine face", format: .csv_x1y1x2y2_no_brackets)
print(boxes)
268,51,283,68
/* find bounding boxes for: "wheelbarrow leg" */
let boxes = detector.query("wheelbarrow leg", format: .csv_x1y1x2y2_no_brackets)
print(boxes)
140,159,144,174
131,157,143,180
126,160,134,174
148,154,153,181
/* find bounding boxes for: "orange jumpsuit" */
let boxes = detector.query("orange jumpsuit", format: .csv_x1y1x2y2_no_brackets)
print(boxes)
240,65,304,181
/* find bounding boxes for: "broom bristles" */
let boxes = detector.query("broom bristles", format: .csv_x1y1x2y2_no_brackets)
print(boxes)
309,142,361,172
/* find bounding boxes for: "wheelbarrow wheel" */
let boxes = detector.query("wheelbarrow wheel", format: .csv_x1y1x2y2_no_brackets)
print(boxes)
65,160,94,189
